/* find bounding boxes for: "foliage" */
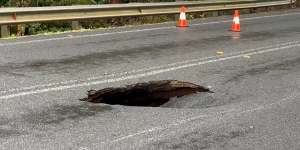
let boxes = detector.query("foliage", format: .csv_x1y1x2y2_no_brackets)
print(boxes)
2,0,175,7
1,0,177,37
25,22,72,35
0,0,10,6
6,0,99,6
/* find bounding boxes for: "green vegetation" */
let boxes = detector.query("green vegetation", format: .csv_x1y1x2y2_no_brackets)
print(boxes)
0,0,175,7
1,0,101,7
0,0,177,38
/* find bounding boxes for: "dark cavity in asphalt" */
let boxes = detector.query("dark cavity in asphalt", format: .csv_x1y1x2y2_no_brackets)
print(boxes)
80,80,213,107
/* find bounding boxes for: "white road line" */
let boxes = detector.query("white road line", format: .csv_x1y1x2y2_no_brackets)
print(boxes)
0,41,300,100
0,12,300,47
1,40,299,94
104,92,299,145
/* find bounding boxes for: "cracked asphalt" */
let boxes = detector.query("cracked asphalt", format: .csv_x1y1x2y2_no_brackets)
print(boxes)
0,8,300,150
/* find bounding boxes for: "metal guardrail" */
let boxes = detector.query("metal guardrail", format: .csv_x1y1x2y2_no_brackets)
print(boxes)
0,0,293,25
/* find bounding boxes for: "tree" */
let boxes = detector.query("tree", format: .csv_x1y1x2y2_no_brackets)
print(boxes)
94,0,102,4
0,0,10,6
10,0,31,7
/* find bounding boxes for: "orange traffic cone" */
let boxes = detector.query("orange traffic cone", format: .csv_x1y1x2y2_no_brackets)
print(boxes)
177,6,188,27
231,10,240,32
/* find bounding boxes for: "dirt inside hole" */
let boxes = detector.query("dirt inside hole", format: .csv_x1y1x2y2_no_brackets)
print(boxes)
80,80,213,107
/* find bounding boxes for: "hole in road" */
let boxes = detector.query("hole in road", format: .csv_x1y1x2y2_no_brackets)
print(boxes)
80,80,213,107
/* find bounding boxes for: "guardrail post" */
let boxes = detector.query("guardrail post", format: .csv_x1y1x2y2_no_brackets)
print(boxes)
212,11,219,17
71,21,81,30
241,9,251,14
1,25,10,38
16,24,25,36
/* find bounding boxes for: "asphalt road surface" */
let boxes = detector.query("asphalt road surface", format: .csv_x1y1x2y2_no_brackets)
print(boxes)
1,9,300,150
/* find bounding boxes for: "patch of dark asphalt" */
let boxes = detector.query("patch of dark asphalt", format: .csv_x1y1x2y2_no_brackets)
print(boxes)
224,56,300,84
0,104,112,138
0,30,283,76
22,103,112,125
0,70,28,77
0,128,23,138
0,117,25,138
73,33,169,47
0,38,203,75
161,93,217,109
240,32,275,42
147,125,255,150
0,117,10,126
239,23,300,42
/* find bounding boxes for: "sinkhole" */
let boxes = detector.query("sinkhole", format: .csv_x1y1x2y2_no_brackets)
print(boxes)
80,80,213,107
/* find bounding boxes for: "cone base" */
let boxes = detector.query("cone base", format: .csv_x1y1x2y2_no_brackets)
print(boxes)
231,24,240,32
177,20,189,27
231,29,241,32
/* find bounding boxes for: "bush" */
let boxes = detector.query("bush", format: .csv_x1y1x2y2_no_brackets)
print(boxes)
25,22,71,35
